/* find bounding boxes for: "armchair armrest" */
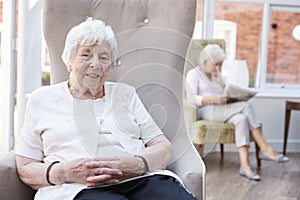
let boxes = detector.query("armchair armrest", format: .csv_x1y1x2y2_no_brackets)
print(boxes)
168,143,206,200
183,103,198,136
0,151,36,200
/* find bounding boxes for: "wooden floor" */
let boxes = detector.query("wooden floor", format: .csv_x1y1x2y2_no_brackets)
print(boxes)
203,152,300,200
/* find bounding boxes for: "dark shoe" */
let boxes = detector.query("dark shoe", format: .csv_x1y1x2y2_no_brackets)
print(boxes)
239,168,261,181
259,153,290,163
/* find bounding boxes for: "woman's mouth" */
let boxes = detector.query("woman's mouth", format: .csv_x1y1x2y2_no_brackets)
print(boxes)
86,73,100,78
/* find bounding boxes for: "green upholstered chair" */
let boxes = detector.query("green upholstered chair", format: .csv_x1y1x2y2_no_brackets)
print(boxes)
183,39,261,167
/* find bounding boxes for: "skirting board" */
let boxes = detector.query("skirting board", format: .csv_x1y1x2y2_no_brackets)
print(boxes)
206,140,300,153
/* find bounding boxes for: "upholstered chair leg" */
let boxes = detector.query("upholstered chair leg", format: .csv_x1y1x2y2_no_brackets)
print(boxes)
220,144,224,157
255,141,261,167
194,144,202,155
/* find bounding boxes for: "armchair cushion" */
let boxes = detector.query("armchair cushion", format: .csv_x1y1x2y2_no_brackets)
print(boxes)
0,151,35,200
192,121,236,144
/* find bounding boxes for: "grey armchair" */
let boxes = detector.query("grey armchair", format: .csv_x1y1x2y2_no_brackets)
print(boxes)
0,0,205,199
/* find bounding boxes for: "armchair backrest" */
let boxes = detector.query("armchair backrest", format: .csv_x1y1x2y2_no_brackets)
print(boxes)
43,0,205,199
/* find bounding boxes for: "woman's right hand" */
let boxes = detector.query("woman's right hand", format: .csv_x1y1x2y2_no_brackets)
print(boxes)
15,155,123,190
212,94,230,105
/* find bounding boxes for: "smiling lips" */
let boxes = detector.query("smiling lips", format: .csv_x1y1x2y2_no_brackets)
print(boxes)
86,73,101,78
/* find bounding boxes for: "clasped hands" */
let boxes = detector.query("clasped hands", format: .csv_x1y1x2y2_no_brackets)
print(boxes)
59,157,145,187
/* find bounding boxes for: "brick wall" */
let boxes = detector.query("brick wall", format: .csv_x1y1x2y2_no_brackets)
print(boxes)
196,0,300,84
268,12,300,84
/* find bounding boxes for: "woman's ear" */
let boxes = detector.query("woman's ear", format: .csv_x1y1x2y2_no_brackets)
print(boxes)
67,65,72,72
203,59,209,67
201,59,212,72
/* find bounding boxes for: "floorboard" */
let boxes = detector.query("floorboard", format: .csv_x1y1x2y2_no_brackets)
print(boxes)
203,152,300,200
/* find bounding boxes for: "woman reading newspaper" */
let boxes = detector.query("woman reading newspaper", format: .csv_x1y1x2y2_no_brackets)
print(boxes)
185,44,289,181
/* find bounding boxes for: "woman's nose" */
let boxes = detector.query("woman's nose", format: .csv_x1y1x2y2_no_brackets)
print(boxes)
89,56,101,70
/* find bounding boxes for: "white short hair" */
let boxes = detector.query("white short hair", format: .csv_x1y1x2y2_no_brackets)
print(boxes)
198,44,225,67
61,17,118,68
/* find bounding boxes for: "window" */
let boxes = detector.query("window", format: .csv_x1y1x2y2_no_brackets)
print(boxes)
41,38,51,85
213,2,263,87
198,1,263,87
200,0,300,94
0,25,2,66
0,24,3,153
259,5,300,90
194,20,237,60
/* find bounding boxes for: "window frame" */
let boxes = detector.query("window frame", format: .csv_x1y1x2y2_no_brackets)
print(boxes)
204,0,300,97
257,4,300,92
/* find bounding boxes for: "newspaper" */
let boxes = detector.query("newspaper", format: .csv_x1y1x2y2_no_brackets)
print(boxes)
224,83,257,103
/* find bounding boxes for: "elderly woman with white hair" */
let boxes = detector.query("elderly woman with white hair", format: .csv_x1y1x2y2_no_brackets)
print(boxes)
15,18,197,200
185,44,289,181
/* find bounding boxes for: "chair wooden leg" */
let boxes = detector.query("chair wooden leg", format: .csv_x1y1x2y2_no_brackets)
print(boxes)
194,144,202,155
220,144,224,158
255,141,261,167
283,109,291,156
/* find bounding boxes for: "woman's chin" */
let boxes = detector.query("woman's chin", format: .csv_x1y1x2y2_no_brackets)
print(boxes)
83,82,101,91
83,78,100,84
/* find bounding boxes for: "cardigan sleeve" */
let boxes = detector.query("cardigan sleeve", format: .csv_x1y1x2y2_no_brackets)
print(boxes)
15,91,44,161
185,68,204,106
128,91,163,144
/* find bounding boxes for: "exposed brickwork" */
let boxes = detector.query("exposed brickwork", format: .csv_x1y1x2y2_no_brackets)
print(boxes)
196,0,300,84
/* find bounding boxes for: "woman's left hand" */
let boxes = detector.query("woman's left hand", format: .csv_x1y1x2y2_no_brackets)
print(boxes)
85,156,145,186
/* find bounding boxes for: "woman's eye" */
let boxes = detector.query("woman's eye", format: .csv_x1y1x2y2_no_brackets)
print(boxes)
101,57,110,62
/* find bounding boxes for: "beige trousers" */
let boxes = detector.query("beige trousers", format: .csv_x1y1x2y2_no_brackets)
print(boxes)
198,101,260,148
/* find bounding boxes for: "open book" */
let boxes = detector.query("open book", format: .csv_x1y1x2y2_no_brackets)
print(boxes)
224,83,257,103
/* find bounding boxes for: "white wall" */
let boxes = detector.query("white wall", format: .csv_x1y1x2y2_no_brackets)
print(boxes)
249,96,300,153
214,96,300,153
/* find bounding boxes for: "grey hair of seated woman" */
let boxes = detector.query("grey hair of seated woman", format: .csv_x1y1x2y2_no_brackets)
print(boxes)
198,44,226,69
61,17,118,69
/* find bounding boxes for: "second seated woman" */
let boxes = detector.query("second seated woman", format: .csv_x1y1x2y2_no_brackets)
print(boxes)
185,44,289,181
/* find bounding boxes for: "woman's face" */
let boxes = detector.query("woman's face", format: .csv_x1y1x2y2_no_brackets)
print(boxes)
203,59,222,73
69,42,112,92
